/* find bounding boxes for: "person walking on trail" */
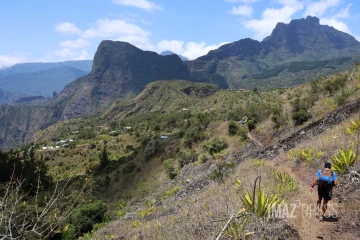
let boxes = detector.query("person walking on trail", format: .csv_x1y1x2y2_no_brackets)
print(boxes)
310,162,338,220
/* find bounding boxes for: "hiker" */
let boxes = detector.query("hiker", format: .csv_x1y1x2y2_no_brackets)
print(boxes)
310,162,338,220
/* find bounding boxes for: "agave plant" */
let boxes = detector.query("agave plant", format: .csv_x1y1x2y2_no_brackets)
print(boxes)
232,178,243,192
225,217,255,240
240,189,284,218
346,119,360,164
290,148,324,165
331,148,356,174
346,119,360,134
273,170,298,193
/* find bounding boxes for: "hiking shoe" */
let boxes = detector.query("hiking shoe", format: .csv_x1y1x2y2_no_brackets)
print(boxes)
319,215,323,221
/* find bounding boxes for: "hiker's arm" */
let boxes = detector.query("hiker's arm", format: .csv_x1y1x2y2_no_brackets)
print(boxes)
310,176,318,191
333,172,338,187
334,179,338,187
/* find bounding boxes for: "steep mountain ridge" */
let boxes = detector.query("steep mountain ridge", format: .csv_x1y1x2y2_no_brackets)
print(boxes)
104,80,220,120
52,41,190,119
188,16,360,89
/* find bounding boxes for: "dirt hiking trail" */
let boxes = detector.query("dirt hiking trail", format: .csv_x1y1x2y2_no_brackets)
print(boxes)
241,100,360,239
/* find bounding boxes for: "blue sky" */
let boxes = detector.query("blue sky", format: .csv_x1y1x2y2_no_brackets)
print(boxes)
1,0,359,68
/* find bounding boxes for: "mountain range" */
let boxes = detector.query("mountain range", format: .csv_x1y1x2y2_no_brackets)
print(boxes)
51,40,190,120
0,60,92,104
0,60,92,77
0,66,88,97
1,16,360,150
187,16,360,89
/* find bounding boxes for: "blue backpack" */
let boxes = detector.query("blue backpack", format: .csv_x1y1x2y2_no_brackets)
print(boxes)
318,170,334,189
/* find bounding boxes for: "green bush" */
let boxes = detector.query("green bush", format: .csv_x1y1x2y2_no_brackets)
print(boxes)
182,126,205,148
324,75,347,95
291,98,311,125
199,154,208,163
292,109,311,125
61,224,76,240
78,128,96,140
177,151,197,167
271,105,285,128
203,138,228,155
228,121,238,136
70,201,107,236
163,158,177,179
334,90,352,106
237,126,248,142
123,162,136,174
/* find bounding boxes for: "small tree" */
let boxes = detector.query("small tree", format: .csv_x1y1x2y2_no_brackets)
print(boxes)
291,98,311,125
203,138,228,156
99,141,109,170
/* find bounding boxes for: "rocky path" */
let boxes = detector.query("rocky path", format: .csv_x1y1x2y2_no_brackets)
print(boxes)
269,160,350,239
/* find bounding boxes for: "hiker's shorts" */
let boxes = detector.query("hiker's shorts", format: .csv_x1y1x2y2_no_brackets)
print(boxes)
318,187,332,201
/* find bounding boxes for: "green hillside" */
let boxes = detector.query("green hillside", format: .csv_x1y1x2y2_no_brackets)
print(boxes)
18,62,360,239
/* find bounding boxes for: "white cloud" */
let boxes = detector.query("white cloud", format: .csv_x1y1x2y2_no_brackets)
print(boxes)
59,39,92,49
305,0,341,17
157,40,185,54
316,3,354,35
181,42,229,60
243,0,303,40
55,22,81,34
112,0,162,11
76,49,90,60
54,48,90,61
320,18,351,33
81,18,154,50
333,4,352,19
0,54,27,69
80,18,154,50
155,40,228,60
82,18,151,39
229,5,253,18
115,35,155,51
225,0,259,3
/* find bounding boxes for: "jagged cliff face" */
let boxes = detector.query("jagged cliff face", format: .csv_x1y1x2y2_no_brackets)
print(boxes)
53,41,190,120
262,16,360,60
